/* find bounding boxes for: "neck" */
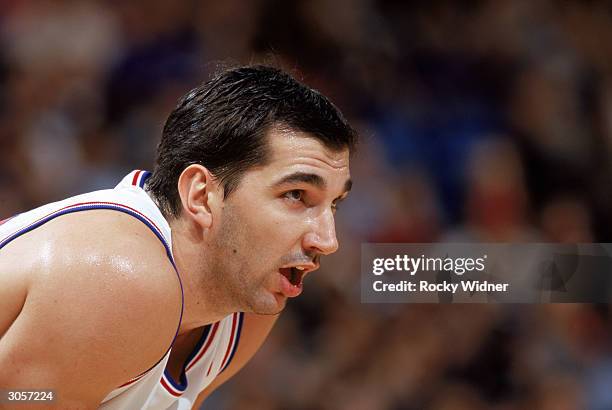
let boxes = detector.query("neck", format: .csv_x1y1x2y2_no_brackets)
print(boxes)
169,217,234,335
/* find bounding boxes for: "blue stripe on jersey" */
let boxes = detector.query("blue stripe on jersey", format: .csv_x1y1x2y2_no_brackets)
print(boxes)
221,312,244,373
139,171,152,188
163,322,214,391
163,371,185,392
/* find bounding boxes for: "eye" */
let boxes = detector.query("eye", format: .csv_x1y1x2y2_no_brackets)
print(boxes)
284,190,304,202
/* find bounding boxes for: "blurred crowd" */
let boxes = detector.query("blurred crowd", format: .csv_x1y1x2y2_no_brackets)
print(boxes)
2,1,612,409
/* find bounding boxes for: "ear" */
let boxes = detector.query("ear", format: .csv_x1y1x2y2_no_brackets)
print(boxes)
177,164,221,229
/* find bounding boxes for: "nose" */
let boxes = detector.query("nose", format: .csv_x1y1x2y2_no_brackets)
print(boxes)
302,209,339,256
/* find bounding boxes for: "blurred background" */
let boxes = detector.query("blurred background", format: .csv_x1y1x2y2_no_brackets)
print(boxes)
2,0,612,409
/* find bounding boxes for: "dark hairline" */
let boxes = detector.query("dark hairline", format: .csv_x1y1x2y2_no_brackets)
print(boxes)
146,64,358,219
221,123,354,197
153,124,354,219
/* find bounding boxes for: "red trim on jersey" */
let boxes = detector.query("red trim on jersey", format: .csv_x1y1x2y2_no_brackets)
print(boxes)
132,170,142,186
206,361,214,377
186,322,220,372
160,377,183,397
219,313,238,371
117,372,148,388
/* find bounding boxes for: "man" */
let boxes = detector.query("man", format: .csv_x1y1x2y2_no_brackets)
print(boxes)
0,65,356,409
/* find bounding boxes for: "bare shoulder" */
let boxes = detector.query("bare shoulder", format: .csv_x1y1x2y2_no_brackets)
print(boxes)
31,209,180,303
0,210,182,407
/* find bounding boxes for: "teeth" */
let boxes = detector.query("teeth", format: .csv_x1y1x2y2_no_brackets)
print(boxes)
296,266,305,270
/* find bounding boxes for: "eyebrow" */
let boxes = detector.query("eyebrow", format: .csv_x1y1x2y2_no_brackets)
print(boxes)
272,171,352,195
274,172,326,189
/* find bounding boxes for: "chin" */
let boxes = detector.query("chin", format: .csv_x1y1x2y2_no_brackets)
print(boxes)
247,292,287,315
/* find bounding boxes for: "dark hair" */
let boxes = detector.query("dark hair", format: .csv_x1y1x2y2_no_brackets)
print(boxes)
146,65,357,218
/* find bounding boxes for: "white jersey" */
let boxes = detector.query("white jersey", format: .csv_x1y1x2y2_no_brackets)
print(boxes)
0,170,243,410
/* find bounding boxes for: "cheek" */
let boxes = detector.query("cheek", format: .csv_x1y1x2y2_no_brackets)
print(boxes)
224,196,308,256
242,204,298,242
258,214,305,248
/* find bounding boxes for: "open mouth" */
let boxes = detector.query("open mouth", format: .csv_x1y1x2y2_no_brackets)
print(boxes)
279,267,304,287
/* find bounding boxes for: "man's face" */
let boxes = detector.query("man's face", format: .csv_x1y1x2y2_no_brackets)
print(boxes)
207,128,351,315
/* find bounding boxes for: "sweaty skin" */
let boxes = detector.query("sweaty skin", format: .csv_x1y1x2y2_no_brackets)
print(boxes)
0,128,351,408
0,211,182,408
170,128,351,326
